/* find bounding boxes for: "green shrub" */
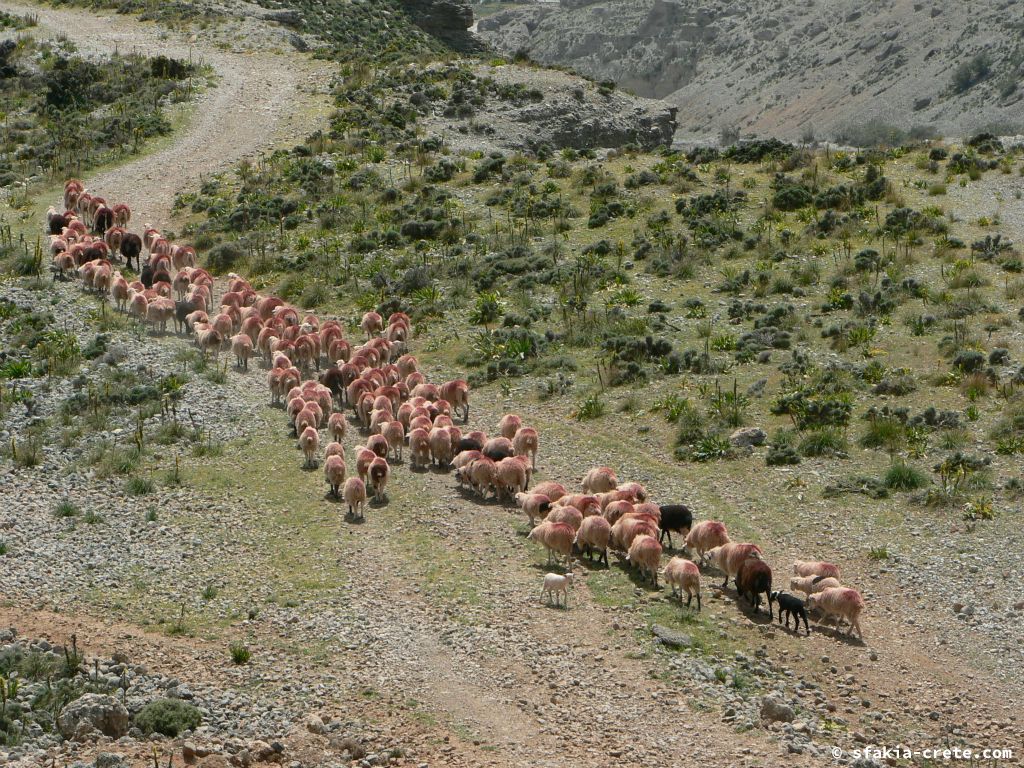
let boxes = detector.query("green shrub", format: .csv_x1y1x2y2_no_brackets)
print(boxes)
573,393,605,421
125,476,155,496
134,699,202,737
883,462,929,490
229,642,251,665
798,428,848,458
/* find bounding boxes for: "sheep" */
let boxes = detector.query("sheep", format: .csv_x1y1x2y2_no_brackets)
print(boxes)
382,420,404,462
789,575,842,599
324,442,345,460
603,500,635,526
482,436,514,462
512,426,539,469
231,333,253,370
299,426,319,469
807,587,865,639
355,447,376,483
657,504,693,548
343,477,366,521
664,557,701,610
541,572,573,608
409,428,432,470
735,557,773,614
707,542,763,589
367,434,389,459
515,492,552,526
792,560,841,581
574,515,611,567
547,504,583,532
610,516,659,552
582,466,618,494
465,458,497,498
328,412,346,443
616,482,647,502
439,379,470,423
324,454,346,498
684,521,730,565
494,456,528,500
368,456,389,502
498,413,522,439
770,591,810,635
429,427,454,468
627,534,662,587
531,481,566,502
527,521,574,567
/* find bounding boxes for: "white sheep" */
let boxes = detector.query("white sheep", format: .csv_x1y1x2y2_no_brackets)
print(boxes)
541,571,574,608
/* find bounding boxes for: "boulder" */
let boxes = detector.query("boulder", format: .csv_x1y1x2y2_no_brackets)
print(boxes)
58,694,129,740
651,624,692,648
760,694,795,723
730,427,767,447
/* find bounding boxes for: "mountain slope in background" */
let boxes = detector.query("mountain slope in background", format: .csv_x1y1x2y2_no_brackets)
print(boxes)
477,0,1024,141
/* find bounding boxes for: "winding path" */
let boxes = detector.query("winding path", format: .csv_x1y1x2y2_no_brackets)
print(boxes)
1,0,333,226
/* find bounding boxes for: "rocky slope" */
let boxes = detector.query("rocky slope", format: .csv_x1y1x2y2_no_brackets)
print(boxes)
477,0,1024,140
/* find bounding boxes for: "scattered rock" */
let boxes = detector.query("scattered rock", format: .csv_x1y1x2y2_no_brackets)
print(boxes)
730,427,767,447
760,695,795,723
651,624,692,648
58,694,129,740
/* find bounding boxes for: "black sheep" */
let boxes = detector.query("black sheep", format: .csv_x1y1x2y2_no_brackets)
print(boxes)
48,214,68,236
120,233,142,271
770,590,810,635
658,504,693,548
458,436,483,453
736,557,773,614
140,263,154,289
93,207,113,235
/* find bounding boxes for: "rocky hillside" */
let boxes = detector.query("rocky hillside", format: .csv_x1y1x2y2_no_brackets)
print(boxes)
477,0,1024,141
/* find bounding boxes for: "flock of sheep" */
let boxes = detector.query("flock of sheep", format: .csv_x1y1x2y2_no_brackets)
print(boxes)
46,178,866,642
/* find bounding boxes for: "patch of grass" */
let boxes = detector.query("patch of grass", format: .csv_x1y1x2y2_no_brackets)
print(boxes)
883,462,929,491
229,642,252,664
572,392,606,421
125,476,155,496
867,545,889,560
54,499,79,518
798,427,848,458
87,444,141,478
202,584,219,600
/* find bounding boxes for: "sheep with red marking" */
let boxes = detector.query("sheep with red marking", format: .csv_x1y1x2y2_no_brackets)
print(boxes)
512,426,539,469
467,458,497,499
483,436,514,462
515,492,551,526
664,557,701,610
792,560,841,581
324,454,346,498
627,534,662,587
574,515,611,566
498,413,522,439
360,311,383,339
582,466,618,494
409,428,431,470
807,587,865,639
707,543,763,589
439,379,470,423
299,426,319,469
531,481,566,503
610,516,659,552
356,447,375,483
789,575,842,600
328,412,346,443
325,442,345,460
368,456,389,501
231,333,253,370
736,557,773,614
684,520,729,564
428,427,454,468
367,434,388,459
547,504,583,532
344,477,366,520
494,456,529,500
382,420,404,462
603,500,635,526
527,521,574,567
